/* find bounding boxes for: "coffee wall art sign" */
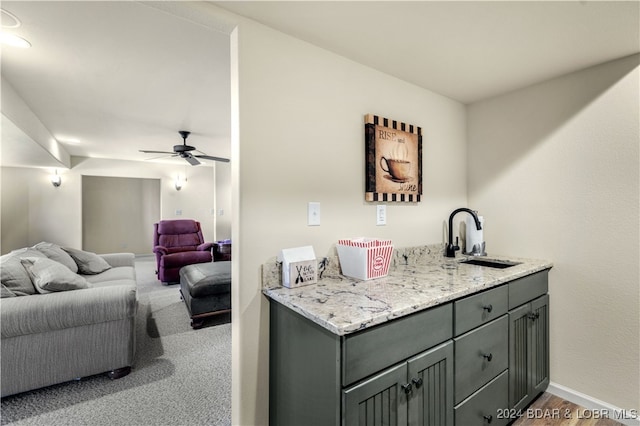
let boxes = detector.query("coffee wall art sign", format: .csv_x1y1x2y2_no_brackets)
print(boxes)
365,114,422,202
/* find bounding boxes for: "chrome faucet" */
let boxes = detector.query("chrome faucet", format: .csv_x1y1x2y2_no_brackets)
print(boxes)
446,208,482,257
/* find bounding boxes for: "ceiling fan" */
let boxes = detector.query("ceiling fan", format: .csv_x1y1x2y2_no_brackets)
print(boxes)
139,131,229,165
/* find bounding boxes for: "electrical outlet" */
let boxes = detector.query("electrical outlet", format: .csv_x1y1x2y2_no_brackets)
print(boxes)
308,202,320,226
175,209,182,216
377,205,386,226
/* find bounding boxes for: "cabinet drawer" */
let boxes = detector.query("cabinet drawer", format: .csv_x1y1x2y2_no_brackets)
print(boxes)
509,270,549,310
343,303,452,386
454,285,508,336
454,315,508,403
455,370,509,426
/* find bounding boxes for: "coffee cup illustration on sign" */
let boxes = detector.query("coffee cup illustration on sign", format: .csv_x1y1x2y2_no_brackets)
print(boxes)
380,157,412,182
380,137,412,182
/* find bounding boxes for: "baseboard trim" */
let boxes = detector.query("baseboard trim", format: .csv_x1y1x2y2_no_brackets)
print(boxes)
547,382,639,426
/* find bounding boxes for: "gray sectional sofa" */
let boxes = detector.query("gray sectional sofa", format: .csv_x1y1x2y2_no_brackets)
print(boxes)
0,243,138,397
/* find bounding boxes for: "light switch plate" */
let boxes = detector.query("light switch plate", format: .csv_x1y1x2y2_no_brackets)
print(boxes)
308,202,320,226
377,205,386,226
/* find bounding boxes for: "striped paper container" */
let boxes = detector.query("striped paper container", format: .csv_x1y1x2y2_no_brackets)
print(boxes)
336,238,393,280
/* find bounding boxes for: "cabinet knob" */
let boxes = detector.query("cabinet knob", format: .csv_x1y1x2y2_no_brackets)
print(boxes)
528,312,540,321
484,414,493,424
411,377,423,389
401,383,413,395
483,304,493,313
482,353,493,362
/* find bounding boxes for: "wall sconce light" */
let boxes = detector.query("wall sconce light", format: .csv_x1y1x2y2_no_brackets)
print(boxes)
50,170,61,187
175,174,186,191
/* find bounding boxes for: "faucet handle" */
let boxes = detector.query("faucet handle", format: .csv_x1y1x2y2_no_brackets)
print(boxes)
454,237,460,250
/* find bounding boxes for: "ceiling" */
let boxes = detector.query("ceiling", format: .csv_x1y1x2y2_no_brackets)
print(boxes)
1,1,638,169
217,1,639,103
1,1,231,168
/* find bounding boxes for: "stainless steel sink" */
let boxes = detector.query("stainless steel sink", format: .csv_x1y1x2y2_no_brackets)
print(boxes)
460,258,521,269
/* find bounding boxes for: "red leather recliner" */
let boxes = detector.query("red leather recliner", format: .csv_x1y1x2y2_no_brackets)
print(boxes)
153,219,213,283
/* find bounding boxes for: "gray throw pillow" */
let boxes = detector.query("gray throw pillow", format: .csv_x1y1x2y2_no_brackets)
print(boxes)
32,242,79,273
20,257,89,293
1,284,17,298
62,247,112,275
0,250,45,296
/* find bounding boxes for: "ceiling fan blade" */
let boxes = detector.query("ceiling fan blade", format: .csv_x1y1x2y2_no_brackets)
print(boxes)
139,150,175,154
194,154,230,163
184,155,201,166
144,154,178,161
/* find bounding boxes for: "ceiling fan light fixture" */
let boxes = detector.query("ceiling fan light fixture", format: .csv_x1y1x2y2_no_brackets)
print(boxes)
1,9,22,28
0,31,31,48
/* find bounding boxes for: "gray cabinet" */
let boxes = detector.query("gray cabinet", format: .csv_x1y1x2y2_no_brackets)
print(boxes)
269,269,550,426
455,370,509,426
343,341,454,426
454,284,508,336
343,303,453,386
269,301,453,426
453,284,510,425
343,362,408,426
454,315,508,404
509,294,550,412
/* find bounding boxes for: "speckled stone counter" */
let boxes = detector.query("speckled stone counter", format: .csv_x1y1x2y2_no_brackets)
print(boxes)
262,244,552,336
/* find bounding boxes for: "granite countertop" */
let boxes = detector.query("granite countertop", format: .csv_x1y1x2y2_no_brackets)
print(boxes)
262,244,552,336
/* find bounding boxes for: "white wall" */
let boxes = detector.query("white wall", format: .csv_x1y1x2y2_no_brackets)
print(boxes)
215,161,231,240
0,167,31,252
468,54,639,411
229,15,468,425
0,157,218,254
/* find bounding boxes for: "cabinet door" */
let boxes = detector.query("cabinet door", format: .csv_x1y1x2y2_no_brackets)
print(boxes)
508,295,550,411
530,295,549,395
343,363,408,426
508,303,530,411
407,341,454,426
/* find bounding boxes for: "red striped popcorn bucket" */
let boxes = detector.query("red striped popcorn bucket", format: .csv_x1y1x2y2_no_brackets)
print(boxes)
336,238,393,280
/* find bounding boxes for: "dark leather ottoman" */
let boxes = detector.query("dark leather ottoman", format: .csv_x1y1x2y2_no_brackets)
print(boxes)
179,261,231,329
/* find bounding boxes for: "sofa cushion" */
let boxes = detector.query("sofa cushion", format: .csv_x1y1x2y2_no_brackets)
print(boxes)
157,219,199,234
62,247,112,274
81,266,136,285
32,242,78,273
1,285,137,339
0,250,45,296
21,257,89,293
161,251,212,269
1,284,16,298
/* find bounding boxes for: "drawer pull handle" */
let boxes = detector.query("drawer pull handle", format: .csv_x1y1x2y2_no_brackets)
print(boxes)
484,414,493,424
483,304,493,313
411,377,423,389
401,383,412,395
482,353,493,362
528,312,540,321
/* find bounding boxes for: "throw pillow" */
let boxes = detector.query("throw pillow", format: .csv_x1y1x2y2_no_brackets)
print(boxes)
0,250,45,296
1,284,17,298
32,242,79,273
20,257,89,293
62,247,112,275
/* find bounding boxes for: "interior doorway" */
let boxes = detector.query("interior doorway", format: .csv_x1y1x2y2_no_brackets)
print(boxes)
82,175,160,254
